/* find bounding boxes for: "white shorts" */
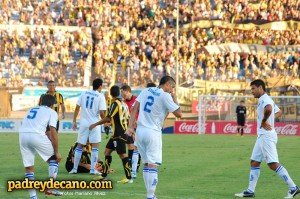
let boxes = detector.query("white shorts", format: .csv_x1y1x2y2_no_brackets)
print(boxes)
250,133,279,164
136,126,162,165
19,133,54,167
77,124,101,145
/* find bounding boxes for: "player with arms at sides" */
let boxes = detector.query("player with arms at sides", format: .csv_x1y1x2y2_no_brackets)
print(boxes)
126,76,182,199
38,80,65,133
69,78,106,175
120,84,137,177
19,94,62,198
236,100,246,136
235,79,299,199
90,85,132,183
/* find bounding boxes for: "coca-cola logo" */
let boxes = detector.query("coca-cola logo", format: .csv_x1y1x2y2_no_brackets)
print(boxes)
275,124,298,135
223,123,253,134
178,122,199,133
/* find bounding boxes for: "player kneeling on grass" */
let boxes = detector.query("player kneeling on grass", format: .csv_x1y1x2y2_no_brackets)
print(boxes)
89,85,132,183
19,94,62,198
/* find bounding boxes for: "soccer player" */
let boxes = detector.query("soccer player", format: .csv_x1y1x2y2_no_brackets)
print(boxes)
90,85,132,183
235,79,299,199
39,80,65,133
69,78,106,175
19,94,62,198
126,76,182,199
236,100,246,136
65,142,103,173
120,85,137,173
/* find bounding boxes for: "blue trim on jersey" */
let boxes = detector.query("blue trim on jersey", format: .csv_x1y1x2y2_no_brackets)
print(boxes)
251,167,260,170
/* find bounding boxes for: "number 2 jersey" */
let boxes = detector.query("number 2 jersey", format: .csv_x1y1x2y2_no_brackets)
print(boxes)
19,106,58,134
136,87,179,132
77,90,107,125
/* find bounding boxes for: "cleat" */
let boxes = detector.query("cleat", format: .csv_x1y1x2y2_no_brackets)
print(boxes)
285,186,300,199
45,189,63,196
117,178,133,184
235,190,255,198
90,169,102,175
69,168,77,174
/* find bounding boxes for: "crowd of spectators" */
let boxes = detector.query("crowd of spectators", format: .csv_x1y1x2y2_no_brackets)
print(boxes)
0,0,299,88
0,27,91,87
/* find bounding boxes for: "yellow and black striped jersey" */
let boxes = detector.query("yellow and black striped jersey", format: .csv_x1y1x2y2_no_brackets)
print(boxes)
107,98,129,136
39,91,64,114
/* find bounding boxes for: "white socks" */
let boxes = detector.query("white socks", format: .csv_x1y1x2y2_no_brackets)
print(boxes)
276,165,297,190
247,167,260,193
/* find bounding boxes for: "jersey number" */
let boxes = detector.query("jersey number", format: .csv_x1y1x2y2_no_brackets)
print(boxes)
86,96,94,109
27,108,40,119
143,96,154,113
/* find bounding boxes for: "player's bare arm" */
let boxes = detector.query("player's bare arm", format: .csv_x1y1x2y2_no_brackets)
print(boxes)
261,104,272,131
89,117,111,130
61,103,66,119
49,126,61,162
72,105,80,130
99,110,106,119
126,102,140,136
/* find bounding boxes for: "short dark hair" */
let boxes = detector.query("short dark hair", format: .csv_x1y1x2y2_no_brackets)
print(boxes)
240,100,245,103
110,85,120,98
120,84,131,92
93,78,103,90
40,94,56,107
250,79,266,91
146,82,156,88
48,80,55,85
159,75,175,86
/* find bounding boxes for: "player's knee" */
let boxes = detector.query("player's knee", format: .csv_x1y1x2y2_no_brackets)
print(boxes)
250,160,260,167
47,155,57,162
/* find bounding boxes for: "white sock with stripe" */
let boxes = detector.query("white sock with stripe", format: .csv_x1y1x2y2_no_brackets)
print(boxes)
147,168,158,199
49,160,59,179
276,165,297,190
90,148,99,172
247,167,260,193
25,172,37,199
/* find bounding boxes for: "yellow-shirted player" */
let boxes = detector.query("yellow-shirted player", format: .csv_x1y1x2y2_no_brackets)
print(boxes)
39,80,66,132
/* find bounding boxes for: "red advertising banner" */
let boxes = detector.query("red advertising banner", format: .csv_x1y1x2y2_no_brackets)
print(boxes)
174,121,300,136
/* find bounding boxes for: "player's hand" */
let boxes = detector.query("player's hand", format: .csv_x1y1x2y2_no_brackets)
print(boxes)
55,153,62,163
72,122,77,131
62,113,65,119
89,123,96,130
261,121,272,131
125,127,134,136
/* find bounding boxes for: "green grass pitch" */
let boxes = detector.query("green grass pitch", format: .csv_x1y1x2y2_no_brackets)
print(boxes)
0,133,299,199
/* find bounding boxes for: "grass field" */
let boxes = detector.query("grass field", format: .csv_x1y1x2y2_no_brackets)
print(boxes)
0,133,300,199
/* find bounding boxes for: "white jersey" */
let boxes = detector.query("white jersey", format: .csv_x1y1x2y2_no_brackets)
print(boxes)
136,87,179,132
19,106,58,134
256,93,277,135
77,90,106,124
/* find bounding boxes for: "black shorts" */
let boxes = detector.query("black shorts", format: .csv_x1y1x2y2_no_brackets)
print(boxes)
126,135,134,144
46,121,60,132
237,118,245,126
106,136,127,155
